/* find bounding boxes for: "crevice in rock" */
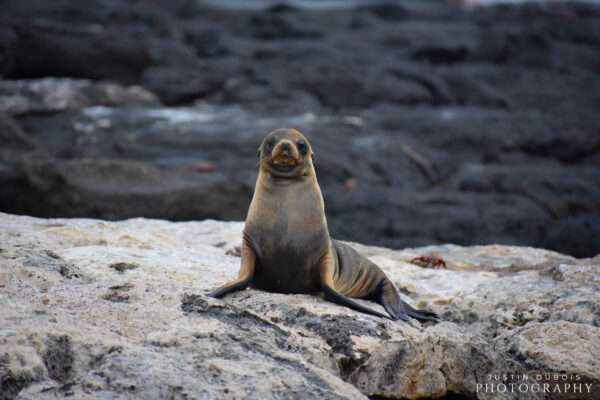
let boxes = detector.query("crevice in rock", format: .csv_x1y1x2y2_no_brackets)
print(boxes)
23,252,84,280
411,47,470,65
0,368,34,400
108,262,140,272
181,293,293,356
102,283,134,303
181,294,355,395
42,334,74,384
389,70,454,105
338,351,371,381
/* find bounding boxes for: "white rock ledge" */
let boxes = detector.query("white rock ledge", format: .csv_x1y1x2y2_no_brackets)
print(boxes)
0,212,598,399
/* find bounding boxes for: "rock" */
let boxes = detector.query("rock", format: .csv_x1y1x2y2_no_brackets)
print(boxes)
382,21,480,64
2,23,150,84
0,0,600,258
247,14,323,40
495,322,600,400
0,1,206,84
374,73,433,105
2,99,600,257
292,62,372,109
0,79,158,115
0,113,38,150
499,321,600,376
359,3,410,21
440,69,509,107
141,66,228,106
0,158,251,221
540,216,600,259
1,213,599,399
183,26,230,58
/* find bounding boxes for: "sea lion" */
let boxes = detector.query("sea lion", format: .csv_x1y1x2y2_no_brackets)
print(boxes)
208,128,438,322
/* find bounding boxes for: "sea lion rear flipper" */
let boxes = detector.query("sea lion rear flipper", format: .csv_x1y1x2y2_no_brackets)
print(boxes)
208,275,253,298
322,284,391,320
208,238,256,298
379,280,439,323
320,248,391,319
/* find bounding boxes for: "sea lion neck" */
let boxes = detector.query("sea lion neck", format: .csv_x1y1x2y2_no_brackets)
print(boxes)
264,171,310,186
247,166,327,230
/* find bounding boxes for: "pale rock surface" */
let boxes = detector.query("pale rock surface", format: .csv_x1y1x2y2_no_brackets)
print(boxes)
0,213,598,399
0,78,158,115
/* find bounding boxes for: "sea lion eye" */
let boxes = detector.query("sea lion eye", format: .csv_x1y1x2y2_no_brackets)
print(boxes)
264,138,276,153
296,140,308,155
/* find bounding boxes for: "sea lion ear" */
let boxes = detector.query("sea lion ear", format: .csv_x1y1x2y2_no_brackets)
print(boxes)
257,147,261,158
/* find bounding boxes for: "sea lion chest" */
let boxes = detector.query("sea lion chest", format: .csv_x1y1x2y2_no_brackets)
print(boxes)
245,179,329,294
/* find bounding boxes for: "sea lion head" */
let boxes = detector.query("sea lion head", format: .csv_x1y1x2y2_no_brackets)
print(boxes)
258,128,314,179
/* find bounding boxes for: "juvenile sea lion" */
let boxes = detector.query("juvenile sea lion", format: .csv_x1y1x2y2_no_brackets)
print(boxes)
209,128,438,322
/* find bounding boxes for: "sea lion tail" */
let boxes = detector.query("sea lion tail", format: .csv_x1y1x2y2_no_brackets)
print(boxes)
379,280,439,323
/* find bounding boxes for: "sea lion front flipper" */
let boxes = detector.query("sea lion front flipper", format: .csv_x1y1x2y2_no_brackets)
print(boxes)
379,279,439,323
208,238,256,298
319,249,391,320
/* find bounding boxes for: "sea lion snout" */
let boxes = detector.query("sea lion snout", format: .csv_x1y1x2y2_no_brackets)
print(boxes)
272,139,300,163
279,141,292,153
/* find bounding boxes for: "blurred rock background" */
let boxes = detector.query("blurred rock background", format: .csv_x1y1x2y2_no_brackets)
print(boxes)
1,0,599,257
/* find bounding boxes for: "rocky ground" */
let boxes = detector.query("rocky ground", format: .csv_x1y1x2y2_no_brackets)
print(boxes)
1,0,600,257
1,212,599,399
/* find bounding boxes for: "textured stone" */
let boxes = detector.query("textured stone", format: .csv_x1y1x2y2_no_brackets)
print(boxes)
1,213,598,399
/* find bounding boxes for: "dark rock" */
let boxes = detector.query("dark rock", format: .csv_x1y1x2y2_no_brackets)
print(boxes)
325,188,551,251
141,66,227,105
0,157,251,221
0,0,599,257
541,216,600,259
372,73,433,105
183,26,230,58
247,14,323,40
3,23,149,83
381,21,480,64
358,3,410,21
300,70,369,109
450,162,600,219
385,64,455,104
0,26,18,77
440,69,508,108
266,4,298,14
144,37,199,67
0,113,38,150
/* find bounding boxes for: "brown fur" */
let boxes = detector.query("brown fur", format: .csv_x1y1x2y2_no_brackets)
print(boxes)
209,129,438,322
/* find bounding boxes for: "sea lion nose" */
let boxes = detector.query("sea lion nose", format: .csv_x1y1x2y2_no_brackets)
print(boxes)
280,142,291,154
